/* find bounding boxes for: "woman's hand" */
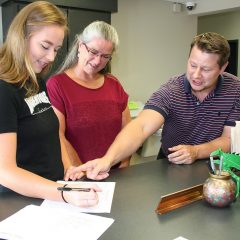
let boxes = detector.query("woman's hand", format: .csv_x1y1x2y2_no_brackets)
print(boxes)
63,183,102,207
64,159,111,181
64,165,86,181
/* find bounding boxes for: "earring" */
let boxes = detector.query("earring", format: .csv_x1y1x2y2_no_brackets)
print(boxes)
77,51,80,58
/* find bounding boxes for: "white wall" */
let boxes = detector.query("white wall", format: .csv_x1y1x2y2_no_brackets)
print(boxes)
0,1,198,103
198,9,240,76
0,1,239,102
188,0,240,16
164,0,240,16
111,0,197,102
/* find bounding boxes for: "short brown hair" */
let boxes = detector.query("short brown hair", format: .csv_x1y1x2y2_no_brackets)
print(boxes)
190,32,230,68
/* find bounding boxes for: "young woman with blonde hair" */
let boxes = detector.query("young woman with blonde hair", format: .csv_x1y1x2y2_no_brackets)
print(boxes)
0,1,100,207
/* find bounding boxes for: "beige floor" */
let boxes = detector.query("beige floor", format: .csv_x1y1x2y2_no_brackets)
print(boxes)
130,152,157,165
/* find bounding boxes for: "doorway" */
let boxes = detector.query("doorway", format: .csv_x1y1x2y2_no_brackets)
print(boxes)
225,40,238,76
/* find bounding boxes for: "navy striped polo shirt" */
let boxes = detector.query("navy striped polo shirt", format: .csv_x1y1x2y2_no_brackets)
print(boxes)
144,72,240,157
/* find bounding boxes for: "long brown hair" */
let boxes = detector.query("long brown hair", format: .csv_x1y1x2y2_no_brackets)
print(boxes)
0,1,68,96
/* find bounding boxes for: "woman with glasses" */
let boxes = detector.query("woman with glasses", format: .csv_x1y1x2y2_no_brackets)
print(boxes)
47,21,131,169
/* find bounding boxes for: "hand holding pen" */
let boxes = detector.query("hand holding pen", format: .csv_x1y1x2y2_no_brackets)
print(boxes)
57,186,92,192
58,183,102,207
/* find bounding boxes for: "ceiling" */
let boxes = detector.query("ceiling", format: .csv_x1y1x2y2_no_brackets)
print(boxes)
163,0,240,16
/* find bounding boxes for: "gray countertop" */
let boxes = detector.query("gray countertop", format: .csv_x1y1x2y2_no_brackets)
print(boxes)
0,159,239,240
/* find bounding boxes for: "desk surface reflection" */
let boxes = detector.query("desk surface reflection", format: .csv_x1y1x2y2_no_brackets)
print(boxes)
0,159,239,240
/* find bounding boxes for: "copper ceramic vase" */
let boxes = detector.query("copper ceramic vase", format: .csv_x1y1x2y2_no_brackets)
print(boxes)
203,171,236,207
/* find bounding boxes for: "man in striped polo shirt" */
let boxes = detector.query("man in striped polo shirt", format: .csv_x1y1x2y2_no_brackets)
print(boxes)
67,32,240,180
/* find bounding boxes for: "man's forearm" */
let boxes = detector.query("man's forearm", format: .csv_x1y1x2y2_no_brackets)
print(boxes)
105,120,147,167
196,136,230,160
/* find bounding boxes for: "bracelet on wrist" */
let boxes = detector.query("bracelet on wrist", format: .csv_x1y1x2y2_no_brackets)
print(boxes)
61,184,68,203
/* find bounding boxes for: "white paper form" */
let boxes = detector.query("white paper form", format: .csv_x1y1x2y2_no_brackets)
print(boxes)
0,205,114,240
41,181,115,213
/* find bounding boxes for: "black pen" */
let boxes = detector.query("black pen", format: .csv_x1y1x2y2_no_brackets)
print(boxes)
206,160,214,174
57,187,91,192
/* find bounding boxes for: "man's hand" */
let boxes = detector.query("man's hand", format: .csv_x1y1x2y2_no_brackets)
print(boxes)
64,158,111,180
167,145,198,164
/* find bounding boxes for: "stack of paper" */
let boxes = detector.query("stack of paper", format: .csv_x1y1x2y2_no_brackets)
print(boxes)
0,205,114,240
0,181,116,240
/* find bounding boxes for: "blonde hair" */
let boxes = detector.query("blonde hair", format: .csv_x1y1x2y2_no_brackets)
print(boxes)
57,20,119,74
0,1,68,96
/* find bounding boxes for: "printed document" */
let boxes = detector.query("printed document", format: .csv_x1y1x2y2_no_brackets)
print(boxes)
0,204,114,240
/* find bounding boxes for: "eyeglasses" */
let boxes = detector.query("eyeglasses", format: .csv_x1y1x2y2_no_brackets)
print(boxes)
82,43,112,61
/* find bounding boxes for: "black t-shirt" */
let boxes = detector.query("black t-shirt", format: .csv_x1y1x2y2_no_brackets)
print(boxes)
0,79,64,181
